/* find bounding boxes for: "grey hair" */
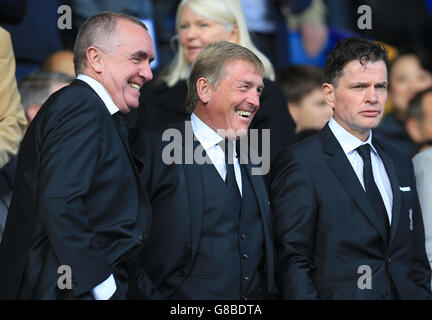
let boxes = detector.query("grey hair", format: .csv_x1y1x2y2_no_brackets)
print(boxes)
186,41,264,113
73,11,148,75
18,71,75,111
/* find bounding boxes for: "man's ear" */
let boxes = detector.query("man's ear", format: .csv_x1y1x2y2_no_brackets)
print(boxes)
86,46,104,73
196,77,211,104
322,82,335,107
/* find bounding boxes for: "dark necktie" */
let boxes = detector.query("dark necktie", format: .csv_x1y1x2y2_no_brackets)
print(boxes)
356,144,390,240
219,139,241,198
113,112,128,141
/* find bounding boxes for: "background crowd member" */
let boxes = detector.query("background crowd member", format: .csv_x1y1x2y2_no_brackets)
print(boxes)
130,41,275,300
375,50,432,155
1,71,74,242
18,70,75,123
405,88,432,156
270,37,431,300
0,26,28,241
130,0,296,169
413,148,432,289
0,12,154,300
0,27,27,175
278,65,333,140
41,50,76,77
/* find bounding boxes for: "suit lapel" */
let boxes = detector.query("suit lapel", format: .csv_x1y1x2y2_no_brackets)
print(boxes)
181,121,204,258
373,138,401,246
320,125,389,243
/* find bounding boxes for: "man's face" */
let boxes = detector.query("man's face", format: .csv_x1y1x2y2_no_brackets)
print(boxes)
323,60,388,141
289,87,333,133
204,60,263,139
99,19,155,113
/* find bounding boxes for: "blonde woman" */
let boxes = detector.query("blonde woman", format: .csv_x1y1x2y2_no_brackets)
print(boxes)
132,0,296,165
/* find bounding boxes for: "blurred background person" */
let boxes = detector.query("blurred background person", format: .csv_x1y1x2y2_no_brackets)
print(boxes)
1,70,74,242
18,70,75,124
375,50,432,155
131,0,296,173
405,87,432,156
0,26,28,242
278,65,333,141
413,147,432,289
41,50,75,77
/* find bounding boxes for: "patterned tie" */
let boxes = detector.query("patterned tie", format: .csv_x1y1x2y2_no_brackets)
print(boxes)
356,144,390,241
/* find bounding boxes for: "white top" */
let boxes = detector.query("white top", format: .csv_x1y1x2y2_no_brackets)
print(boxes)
76,74,117,300
191,113,242,196
328,117,393,224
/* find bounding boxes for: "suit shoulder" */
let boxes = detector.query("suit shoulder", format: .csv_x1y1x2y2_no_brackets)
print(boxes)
413,148,432,164
272,134,321,170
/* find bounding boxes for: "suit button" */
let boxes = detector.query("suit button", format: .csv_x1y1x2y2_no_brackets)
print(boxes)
242,254,248,260
243,273,249,281
139,233,147,241
180,270,187,277
240,233,246,240
387,258,391,264
242,296,248,300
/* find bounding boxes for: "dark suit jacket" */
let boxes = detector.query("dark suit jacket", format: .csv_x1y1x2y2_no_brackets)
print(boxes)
128,78,296,166
0,79,151,299
129,121,276,299
270,124,432,299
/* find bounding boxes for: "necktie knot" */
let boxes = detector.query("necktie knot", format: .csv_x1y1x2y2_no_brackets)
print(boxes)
218,139,235,165
357,144,371,161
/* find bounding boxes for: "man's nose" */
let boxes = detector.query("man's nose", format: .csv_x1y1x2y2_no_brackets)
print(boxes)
139,63,153,82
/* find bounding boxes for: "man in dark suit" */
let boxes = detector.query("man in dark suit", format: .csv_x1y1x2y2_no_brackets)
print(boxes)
0,12,154,299
270,37,432,300
130,41,275,300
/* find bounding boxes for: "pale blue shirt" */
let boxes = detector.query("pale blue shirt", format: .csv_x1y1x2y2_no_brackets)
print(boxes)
76,74,117,300
191,113,242,196
329,117,393,224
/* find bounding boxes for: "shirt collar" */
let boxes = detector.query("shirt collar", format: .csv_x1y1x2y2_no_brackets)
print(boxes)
190,113,237,154
328,117,378,155
191,113,223,151
77,74,119,115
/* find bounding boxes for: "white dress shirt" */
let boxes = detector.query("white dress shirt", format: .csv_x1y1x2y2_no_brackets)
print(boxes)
191,113,242,196
329,117,393,224
76,74,117,300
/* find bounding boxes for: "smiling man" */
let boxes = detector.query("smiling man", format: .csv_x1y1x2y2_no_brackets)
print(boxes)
270,37,432,300
0,12,154,299
130,41,276,300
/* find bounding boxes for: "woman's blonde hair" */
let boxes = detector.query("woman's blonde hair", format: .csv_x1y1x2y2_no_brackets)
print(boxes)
161,0,275,87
